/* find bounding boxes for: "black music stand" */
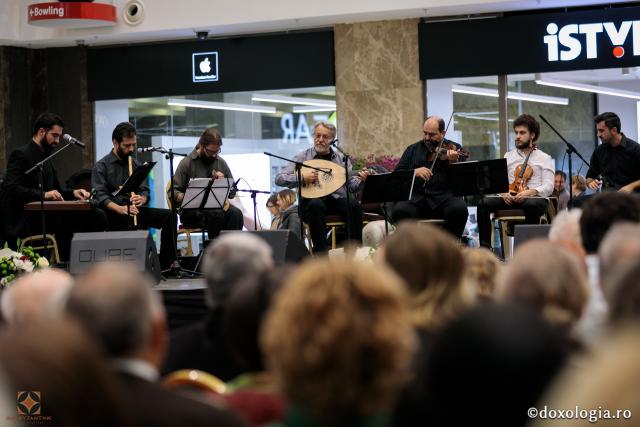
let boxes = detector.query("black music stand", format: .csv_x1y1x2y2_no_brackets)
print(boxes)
450,159,509,197
181,177,233,271
361,169,416,235
112,161,157,229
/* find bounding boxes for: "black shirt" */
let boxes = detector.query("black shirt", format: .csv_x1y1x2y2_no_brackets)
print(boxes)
586,134,640,190
0,140,72,238
395,138,467,209
92,151,150,208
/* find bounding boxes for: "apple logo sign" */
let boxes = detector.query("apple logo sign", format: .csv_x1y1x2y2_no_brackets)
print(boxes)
192,51,219,82
199,57,211,73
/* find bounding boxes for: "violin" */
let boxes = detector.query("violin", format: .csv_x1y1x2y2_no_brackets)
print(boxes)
509,143,536,196
426,140,470,166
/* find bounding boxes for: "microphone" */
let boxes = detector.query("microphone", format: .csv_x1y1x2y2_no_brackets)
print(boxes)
62,134,86,148
137,147,163,153
233,177,241,188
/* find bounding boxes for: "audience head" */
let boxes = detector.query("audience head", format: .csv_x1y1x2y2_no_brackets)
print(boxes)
0,319,125,427
223,265,293,374
266,194,279,217
599,222,640,288
1,269,74,324
548,209,585,261
497,240,589,337
381,222,473,331
580,192,640,254
276,189,296,211
424,304,566,427
604,261,640,325
555,170,567,192
572,175,587,194
202,232,273,309
65,263,167,367
462,247,501,300
262,258,415,420
539,326,639,427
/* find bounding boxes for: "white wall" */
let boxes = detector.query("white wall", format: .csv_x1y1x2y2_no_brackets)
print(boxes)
94,99,130,160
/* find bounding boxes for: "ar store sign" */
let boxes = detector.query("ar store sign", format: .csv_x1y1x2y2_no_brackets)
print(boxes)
192,52,219,83
543,20,640,62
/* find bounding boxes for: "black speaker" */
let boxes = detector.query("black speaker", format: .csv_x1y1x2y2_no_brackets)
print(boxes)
70,230,162,282
221,230,309,264
513,224,552,250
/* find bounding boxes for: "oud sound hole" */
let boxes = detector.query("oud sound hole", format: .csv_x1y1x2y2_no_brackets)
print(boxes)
321,173,333,183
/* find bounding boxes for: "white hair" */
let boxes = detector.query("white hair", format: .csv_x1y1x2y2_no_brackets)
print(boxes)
549,208,583,247
599,222,640,286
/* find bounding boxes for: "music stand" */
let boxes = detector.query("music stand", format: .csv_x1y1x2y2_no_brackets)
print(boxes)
449,159,509,197
112,161,157,228
361,169,416,235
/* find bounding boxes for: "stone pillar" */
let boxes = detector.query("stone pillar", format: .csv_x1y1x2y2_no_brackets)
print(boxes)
334,19,424,159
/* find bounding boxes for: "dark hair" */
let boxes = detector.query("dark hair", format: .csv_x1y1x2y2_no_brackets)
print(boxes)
111,122,136,143
555,170,567,180
198,127,222,147
266,194,278,208
426,116,446,132
580,192,640,253
32,112,64,136
513,114,540,142
595,112,621,133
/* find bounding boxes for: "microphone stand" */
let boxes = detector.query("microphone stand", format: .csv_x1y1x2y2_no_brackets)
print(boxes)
235,188,272,230
264,151,331,243
25,141,82,258
539,115,593,208
144,147,201,278
329,140,352,242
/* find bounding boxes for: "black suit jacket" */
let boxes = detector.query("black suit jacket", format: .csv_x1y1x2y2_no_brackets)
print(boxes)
116,372,248,427
0,141,72,242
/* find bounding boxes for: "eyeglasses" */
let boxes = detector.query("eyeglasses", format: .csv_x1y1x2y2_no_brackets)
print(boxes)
203,144,222,155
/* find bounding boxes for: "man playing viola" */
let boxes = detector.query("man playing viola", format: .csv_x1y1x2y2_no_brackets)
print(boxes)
477,114,554,249
392,116,469,238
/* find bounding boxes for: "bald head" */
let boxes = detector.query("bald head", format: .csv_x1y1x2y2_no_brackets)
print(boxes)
423,116,446,144
1,269,74,324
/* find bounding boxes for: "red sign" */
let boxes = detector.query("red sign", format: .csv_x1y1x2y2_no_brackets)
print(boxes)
28,2,116,28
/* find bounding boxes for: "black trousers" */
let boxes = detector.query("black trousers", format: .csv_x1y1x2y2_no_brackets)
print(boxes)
392,197,468,238
180,205,243,240
103,206,177,268
477,196,549,248
302,196,363,253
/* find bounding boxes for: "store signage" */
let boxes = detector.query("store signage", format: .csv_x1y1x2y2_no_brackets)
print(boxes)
192,52,219,83
544,21,640,62
419,6,640,79
27,2,117,28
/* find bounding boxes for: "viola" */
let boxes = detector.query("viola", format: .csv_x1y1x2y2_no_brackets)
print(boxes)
509,144,536,196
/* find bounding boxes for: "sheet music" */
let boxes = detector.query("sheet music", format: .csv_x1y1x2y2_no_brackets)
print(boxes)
181,177,233,210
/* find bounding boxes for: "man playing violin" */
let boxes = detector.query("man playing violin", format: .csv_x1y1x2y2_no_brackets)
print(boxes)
477,114,554,249
275,122,366,252
392,116,469,238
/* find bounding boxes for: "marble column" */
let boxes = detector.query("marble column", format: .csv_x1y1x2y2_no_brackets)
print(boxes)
334,19,424,160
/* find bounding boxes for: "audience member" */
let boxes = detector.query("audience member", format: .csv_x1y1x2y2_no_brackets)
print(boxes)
462,246,501,300
380,222,474,332
1,268,73,324
497,240,589,350
163,233,273,380
262,258,415,426
276,189,301,240
417,305,567,427
0,319,126,427
266,195,280,230
66,263,248,427
570,175,589,208
548,209,585,263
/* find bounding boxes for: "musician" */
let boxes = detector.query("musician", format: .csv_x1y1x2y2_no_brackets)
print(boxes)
170,127,243,240
275,122,365,252
586,112,640,193
92,122,176,269
477,114,554,249
0,112,90,252
392,116,469,238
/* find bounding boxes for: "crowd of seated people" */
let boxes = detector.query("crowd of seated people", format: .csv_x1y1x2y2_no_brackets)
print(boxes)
1,191,640,427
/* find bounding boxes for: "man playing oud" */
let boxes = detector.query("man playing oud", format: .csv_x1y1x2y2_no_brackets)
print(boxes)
275,122,366,252
477,114,554,249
